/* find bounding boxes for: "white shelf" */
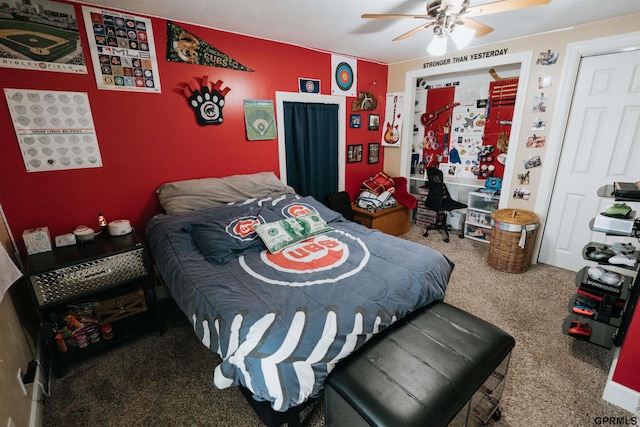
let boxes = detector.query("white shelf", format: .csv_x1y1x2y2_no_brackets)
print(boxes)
464,191,499,243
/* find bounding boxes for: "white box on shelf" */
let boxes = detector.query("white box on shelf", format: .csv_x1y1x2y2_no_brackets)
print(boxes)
592,212,635,236
23,227,52,255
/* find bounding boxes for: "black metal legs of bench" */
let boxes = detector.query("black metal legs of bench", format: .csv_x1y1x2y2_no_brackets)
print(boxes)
240,386,320,427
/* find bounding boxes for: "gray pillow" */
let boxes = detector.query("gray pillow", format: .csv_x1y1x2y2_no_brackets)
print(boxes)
157,172,295,215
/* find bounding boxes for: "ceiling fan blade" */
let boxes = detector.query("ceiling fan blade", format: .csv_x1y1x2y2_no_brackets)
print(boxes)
362,13,430,19
466,0,551,17
459,17,493,37
393,22,435,41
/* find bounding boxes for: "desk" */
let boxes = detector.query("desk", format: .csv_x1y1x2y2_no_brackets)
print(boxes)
410,174,484,203
410,173,485,188
352,204,410,236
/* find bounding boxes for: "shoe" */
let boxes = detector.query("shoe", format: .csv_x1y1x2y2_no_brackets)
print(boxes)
572,305,596,317
575,295,598,308
587,266,606,280
612,242,635,255
587,266,624,287
585,246,613,261
568,320,592,338
601,203,632,218
609,254,636,267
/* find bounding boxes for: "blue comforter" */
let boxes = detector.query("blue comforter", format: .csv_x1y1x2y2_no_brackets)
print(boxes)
146,194,453,411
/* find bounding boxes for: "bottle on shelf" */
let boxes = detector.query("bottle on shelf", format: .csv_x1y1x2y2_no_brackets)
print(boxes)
98,212,107,234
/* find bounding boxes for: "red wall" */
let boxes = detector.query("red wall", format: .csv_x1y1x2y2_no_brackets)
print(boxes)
0,2,388,257
613,308,640,392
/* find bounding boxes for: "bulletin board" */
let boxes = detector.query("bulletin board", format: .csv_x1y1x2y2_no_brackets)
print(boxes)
420,79,517,181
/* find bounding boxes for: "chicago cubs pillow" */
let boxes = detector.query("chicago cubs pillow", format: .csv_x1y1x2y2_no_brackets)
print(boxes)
186,215,269,265
184,202,282,265
267,196,344,223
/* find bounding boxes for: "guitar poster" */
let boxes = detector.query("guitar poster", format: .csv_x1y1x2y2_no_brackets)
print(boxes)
82,6,161,93
381,92,404,147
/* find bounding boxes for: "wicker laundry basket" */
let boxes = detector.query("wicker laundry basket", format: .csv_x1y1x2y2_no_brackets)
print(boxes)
487,209,540,273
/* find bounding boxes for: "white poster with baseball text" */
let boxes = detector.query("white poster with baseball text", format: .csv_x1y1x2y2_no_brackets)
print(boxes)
5,88,102,172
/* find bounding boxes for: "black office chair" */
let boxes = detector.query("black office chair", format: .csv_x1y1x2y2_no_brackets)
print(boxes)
423,167,467,242
324,191,356,222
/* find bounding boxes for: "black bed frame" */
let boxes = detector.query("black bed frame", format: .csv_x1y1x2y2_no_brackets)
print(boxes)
240,386,321,427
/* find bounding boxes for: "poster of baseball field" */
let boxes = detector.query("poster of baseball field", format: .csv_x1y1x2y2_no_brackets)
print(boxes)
0,0,86,73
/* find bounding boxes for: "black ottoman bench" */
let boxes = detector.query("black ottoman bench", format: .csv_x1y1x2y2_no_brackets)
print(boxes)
324,302,515,427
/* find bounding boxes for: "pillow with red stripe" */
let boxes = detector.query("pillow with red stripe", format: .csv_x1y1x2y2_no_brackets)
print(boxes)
362,171,394,195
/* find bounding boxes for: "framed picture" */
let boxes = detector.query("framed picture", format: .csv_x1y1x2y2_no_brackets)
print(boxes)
368,143,380,164
368,114,380,131
350,114,361,128
347,144,363,163
439,163,457,177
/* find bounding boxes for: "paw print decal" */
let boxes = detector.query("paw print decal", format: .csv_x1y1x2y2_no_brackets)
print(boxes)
183,76,231,126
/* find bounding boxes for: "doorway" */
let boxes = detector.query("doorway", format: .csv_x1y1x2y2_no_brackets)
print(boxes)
275,92,346,199
537,36,640,271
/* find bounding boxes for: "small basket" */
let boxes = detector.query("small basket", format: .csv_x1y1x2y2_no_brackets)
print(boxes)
96,289,147,324
487,209,540,273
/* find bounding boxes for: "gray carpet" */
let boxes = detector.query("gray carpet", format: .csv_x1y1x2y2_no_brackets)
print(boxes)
42,224,633,426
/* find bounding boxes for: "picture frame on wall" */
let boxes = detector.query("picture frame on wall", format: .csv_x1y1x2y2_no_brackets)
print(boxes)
368,143,380,164
368,114,380,131
347,144,363,163
439,162,457,177
350,114,361,128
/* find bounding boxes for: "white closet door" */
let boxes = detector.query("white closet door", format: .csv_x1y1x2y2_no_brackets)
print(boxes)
538,49,640,271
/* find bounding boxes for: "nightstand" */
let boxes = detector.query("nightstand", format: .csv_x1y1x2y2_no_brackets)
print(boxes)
26,232,159,377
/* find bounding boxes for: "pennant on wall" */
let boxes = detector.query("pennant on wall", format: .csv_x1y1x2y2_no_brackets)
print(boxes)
331,55,357,97
167,21,254,72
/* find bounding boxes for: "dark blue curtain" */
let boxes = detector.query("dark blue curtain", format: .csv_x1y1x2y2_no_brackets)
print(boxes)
283,102,339,202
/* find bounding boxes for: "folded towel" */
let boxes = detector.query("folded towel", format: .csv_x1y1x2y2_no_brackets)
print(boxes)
0,244,22,302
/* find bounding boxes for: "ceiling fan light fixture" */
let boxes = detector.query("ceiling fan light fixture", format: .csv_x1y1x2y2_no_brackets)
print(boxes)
450,24,475,49
427,33,448,56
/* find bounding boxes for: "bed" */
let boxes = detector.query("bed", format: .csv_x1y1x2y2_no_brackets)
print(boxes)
145,172,454,413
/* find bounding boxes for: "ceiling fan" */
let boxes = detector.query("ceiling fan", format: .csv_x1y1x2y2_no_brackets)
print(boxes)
362,0,551,54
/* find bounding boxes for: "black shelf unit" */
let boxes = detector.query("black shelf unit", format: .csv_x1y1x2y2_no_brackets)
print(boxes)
562,186,640,349
26,232,159,377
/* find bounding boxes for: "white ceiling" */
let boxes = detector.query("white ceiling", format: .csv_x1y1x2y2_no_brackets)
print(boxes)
71,0,640,64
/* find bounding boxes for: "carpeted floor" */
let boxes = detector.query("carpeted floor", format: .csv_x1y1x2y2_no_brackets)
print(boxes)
42,224,635,426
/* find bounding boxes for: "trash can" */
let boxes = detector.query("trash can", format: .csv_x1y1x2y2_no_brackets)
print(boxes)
487,209,540,273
